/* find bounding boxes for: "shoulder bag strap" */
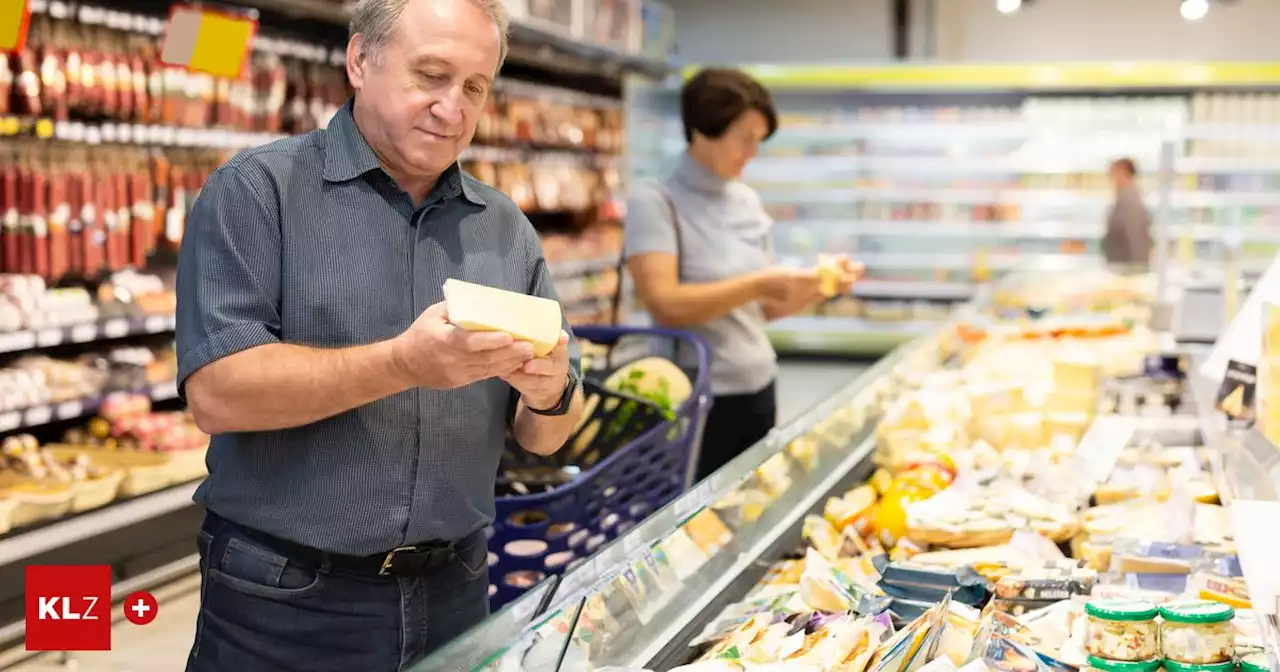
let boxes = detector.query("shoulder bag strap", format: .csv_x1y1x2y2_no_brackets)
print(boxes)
609,184,683,327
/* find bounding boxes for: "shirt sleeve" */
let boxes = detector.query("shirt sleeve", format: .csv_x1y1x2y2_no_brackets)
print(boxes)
624,184,678,258
175,161,283,399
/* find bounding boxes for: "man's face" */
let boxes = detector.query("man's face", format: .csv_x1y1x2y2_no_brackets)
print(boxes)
348,0,501,181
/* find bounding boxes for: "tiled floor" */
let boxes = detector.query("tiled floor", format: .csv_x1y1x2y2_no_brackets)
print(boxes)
8,359,871,671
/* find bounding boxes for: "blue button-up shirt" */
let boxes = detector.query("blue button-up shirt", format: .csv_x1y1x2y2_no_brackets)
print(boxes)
176,100,579,554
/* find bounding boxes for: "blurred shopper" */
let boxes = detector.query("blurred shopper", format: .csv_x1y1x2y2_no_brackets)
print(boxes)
175,0,584,669
625,67,859,483
1102,157,1153,270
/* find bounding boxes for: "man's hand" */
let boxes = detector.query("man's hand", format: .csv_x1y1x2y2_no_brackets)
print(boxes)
391,301,536,390
502,331,572,410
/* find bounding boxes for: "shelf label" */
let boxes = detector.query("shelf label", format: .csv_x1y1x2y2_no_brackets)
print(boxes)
151,381,179,400
0,412,20,432
24,405,52,426
35,328,62,347
103,319,129,338
1075,416,1134,486
673,482,710,522
70,324,97,342
55,400,83,419
0,330,36,351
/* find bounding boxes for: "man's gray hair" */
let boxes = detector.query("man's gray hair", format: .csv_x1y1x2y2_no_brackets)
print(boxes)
348,0,510,70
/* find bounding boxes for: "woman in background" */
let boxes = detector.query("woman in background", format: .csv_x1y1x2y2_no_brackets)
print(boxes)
625,68,859,482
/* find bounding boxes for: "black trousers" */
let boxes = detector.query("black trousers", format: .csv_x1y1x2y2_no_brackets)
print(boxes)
695,380,777,482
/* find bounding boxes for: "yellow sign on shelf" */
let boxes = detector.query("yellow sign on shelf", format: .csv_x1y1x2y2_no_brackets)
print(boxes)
0,0,30,53
160,4,258,80
683,62,1280,90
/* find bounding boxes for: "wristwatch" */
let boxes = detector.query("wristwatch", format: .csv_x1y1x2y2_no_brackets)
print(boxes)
526,369,580,416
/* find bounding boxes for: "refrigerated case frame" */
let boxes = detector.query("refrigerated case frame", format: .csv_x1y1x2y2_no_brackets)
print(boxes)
415,293,980,671
419,270,1280,671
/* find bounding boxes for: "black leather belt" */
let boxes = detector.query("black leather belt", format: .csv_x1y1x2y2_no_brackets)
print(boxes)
210,512,462,577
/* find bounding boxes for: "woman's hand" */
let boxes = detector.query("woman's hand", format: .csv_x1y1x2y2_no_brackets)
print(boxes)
757,267,825,320
827,255,865,296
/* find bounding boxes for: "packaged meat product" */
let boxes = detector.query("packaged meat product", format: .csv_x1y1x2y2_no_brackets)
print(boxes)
995,572,1097,601
1,158,18,273
1158,601,1235,664
1083,599,1159,662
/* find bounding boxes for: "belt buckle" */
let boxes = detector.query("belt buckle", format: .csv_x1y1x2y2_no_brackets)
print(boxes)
379,546,418,576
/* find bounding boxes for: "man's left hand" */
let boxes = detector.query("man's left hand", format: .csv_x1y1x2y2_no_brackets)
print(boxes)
502,331,571,410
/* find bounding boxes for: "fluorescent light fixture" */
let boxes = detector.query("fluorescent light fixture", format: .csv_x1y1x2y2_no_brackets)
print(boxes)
996,0,1023,14
1181,0,1209,21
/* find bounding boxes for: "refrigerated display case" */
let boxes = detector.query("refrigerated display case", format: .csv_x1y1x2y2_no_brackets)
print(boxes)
414,270,1280,672
625,63,1280,355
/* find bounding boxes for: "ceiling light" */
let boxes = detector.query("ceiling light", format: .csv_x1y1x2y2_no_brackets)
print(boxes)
996,0,1023,14
1181,0,1209,21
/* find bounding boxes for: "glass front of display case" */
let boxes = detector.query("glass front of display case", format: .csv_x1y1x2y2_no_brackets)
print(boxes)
411,313,958,671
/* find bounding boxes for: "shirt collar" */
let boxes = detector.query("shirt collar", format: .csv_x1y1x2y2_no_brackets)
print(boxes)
673,152,729,195
323,98,485,207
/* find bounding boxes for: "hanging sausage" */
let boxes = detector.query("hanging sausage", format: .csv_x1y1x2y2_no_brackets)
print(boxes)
1,151,17,273
30,147,50,280
48,147,71,280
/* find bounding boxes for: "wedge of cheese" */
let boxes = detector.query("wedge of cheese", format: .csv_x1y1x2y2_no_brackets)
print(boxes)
442,278,562,356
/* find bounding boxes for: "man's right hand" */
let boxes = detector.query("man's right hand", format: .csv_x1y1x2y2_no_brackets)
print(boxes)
391,301,536,389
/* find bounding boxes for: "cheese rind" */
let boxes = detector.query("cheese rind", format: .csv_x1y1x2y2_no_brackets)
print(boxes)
442,279,562,356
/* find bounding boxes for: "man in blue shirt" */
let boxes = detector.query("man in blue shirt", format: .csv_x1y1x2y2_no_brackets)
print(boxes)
176,0,584,669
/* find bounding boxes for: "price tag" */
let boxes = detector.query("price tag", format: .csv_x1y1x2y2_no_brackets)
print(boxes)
0,330,36,352
35,328,62,347
35,118,53,139
101,123,118,143
145,315,169,333
673,482,709,521
70,324,96,342
103,319,129,338
0,117,18,136
24,405,52,426
1075,417,1135,486
0,412,21,432
56,400,83,419
622,532,643,557
151,381,179,400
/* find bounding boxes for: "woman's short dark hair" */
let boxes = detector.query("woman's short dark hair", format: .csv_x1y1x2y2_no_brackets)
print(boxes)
680,68,779,144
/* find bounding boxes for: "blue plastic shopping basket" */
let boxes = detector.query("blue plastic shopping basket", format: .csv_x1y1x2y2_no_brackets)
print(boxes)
486,325,712,610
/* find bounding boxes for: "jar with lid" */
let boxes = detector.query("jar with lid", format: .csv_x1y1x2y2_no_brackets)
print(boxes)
1240,651,1273,672
1162,659,1238,672
1086,656,1162,672
1085,599,1160,662
1159,601,1235,664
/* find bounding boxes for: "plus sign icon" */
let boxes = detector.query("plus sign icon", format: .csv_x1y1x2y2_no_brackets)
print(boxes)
123,591,159,626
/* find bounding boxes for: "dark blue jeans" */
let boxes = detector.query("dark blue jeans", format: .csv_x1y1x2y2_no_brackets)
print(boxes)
185,511,490,672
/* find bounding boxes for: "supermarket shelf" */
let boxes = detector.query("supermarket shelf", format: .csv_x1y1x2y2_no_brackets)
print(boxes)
855,252,1096,273
767,316,941,355
852,280,976,301
550,255,622,279
0,380,180,435
0,478,200,566
0,314,175,355
779,219,1101,239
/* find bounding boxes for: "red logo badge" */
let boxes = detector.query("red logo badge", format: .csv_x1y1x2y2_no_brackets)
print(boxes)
122,591,158,626
25,565,112,651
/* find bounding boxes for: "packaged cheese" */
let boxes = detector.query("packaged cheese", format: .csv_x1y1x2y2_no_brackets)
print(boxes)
442,278,562,356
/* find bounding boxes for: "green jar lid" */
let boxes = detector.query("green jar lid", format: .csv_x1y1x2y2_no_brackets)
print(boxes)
1086,656,1163,672
1159,600,1236,624
1240,652,1271,672
1162,659,1237,672
1085,598,1160,621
